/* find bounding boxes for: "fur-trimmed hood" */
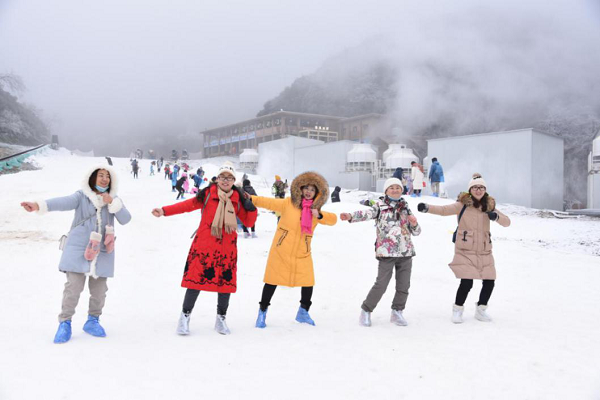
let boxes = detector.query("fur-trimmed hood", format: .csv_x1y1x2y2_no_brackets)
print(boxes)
80,164,120,205
458,192,496,211
290,171,329,210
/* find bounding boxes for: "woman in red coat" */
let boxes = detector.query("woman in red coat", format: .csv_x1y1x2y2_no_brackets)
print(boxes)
152,163,257,335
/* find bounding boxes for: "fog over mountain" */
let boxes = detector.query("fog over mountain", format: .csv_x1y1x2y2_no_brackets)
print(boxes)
1,0,599,203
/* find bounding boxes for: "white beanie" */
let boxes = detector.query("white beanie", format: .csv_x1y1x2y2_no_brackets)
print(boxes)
468,173,487,191
217,162,236,180
383,177,403,193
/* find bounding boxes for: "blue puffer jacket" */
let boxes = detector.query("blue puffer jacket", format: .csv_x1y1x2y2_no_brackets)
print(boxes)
37,164,132,278
429,161,445,183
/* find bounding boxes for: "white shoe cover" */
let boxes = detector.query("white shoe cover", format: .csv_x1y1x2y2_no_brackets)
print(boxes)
390,309,408,326
215,314,231,335
359,309,372,327
475,303,492,322
452,304,464,324
177,312,191,335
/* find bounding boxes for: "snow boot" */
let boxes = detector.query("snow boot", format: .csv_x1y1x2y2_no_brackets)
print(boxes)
452,304,464,324
390,309,408,326
475,303,492,322
295,306,315,326
215,314,231,335
244,232,250,238
410,193,417,198
251,232,257,238
83,315,106,337
359,309,372,327
177,312,191,335
53,320,72,344
255,308,267,329
432,193,439,197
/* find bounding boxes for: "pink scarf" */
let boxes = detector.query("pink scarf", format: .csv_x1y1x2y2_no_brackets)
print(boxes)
301,198,314,234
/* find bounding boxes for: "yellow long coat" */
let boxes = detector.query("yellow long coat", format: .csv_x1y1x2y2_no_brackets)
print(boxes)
251,196,337,287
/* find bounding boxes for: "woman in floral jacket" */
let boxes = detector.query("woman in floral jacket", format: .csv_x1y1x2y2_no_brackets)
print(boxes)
340,177,421,327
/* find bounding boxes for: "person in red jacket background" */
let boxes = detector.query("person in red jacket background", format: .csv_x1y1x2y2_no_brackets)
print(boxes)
152,162,257,335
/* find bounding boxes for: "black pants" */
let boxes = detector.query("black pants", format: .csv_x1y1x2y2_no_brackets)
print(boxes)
182,289,231,316
413,189,421,195
455,279,495,306
259,283,313,311
176,186,185,199
133,170,138,179
242,225,255,233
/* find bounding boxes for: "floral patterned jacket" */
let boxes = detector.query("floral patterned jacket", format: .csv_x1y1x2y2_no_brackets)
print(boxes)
349,197,421,258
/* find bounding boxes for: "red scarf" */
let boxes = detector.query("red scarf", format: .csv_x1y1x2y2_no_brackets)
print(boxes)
301,198,314,234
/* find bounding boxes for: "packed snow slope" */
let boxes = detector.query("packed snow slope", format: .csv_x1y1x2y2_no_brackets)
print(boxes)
1,150,599,400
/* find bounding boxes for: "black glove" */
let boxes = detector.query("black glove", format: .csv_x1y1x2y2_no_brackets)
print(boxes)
235,186,257,212
417,203,428,213
487,211,498,221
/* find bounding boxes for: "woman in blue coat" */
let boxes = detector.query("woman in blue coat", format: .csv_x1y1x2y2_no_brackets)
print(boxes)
21,164,131,344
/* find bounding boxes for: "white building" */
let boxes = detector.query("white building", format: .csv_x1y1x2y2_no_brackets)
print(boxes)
427,128,564,210
256,137,375,191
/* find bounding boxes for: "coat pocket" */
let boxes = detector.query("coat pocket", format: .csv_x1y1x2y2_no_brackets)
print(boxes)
276,228,289,247
302,235,313,256
455,230,475,251
484,232,493,251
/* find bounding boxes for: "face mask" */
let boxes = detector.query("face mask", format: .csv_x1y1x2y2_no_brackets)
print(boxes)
95,185,109,193
387,195,401,201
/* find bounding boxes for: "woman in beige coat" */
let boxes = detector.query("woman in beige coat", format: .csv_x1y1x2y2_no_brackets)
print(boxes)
417,173,510,323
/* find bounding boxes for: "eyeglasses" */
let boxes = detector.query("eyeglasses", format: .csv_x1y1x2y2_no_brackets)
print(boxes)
471,186,486,191
218,175,235,182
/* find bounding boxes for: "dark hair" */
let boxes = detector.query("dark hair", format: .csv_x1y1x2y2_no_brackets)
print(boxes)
243,179,251,187
432,157,438,162
411,161,416,165
471,192,491,212
196,183,214,203
301,184,319,197
89,169,111,192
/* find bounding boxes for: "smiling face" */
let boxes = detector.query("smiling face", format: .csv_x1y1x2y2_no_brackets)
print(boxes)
302,185,317,200
95,169,111,189
470,185,486,200
386,184,403,199
217,172,235,192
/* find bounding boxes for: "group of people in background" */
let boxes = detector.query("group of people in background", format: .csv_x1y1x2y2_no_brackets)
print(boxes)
20,155,511,343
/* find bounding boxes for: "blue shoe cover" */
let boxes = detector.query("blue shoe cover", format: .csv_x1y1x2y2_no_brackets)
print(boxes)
295,307,315,326
54,320,72,344
83,315,107,337
255,309,267,328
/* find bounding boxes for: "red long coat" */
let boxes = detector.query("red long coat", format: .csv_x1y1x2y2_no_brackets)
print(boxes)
162,185,257,293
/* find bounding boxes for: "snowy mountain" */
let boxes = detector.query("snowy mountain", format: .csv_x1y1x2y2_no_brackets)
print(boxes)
1,150,599,399
0,87,50,146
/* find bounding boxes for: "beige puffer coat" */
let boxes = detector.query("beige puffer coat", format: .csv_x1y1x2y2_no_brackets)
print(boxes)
427,193,510,280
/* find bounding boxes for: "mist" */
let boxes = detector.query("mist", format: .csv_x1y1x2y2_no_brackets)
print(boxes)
1,0,599,166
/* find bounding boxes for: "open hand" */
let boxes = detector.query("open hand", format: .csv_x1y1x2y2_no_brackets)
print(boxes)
151,208,164,217
311,209,319,218
340,213,352,221
20,202,39,212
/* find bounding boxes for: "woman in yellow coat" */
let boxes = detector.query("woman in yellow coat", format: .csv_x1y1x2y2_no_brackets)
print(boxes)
250,171,337,328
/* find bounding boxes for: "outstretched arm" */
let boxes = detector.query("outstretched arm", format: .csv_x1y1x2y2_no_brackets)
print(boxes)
251,195,286,213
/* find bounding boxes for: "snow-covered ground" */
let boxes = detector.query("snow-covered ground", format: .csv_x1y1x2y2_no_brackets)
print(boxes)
1,150,599,400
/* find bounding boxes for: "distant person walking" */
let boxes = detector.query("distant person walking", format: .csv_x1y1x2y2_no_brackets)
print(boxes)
131,159,139,179
410,161,425,197
331,186,341,203
241,179,258,238
428,158,445,197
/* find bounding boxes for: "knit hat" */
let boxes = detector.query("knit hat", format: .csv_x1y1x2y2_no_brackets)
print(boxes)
217,162,236,179
383,177,403,193
468,173,487,191
275,175,281,181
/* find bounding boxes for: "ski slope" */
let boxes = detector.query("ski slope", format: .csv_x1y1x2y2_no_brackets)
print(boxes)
1,150,599,400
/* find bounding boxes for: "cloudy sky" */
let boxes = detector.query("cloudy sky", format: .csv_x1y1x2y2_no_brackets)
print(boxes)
1,0,599,148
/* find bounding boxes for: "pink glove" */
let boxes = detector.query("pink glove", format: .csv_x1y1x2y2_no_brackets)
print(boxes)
104,225,115,253
84,232,103,261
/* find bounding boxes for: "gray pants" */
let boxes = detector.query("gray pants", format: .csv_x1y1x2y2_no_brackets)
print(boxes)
58,272,108,322
362,257,412,312
431,182,440,195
